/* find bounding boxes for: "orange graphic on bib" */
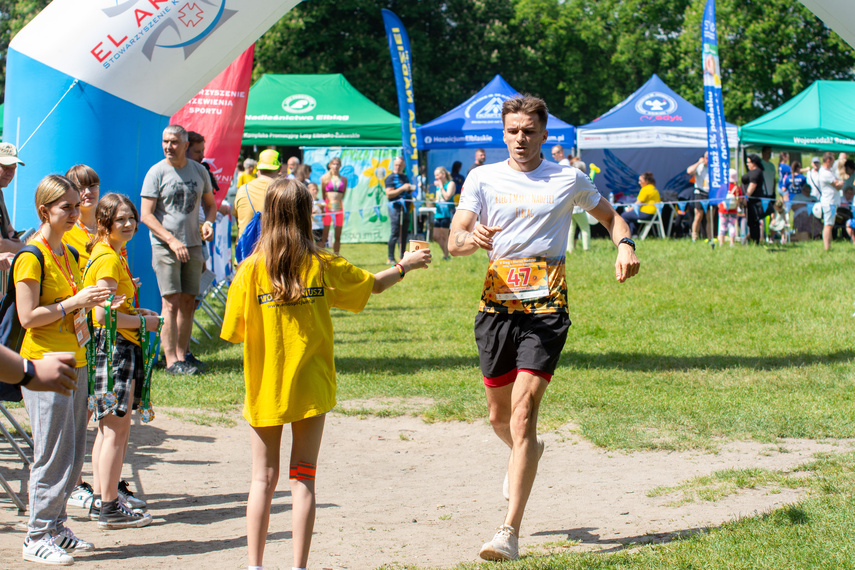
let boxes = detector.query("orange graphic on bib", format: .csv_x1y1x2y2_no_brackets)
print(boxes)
480,257,568,314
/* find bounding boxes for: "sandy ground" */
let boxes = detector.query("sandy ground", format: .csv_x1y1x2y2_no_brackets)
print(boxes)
1,407,852,570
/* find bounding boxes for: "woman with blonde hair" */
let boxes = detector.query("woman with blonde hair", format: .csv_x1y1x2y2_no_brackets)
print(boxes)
15,175,112,564
319,157,346,254
432,166,456,260
221,178,430,570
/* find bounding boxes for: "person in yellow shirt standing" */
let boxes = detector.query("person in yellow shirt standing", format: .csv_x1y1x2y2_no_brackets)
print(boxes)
221,178,431,570
236,157,258,187
233,150,282,240
620,171,661,237
62,165,101,270
14,175,112,565
84,193,161,530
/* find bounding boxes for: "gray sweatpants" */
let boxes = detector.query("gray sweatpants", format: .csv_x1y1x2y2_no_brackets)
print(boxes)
22,367,88,540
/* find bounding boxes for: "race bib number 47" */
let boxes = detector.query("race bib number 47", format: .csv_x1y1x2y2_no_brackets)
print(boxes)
490,258,549,301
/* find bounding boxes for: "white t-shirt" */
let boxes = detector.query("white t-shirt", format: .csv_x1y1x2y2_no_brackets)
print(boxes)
459,159,601,314
806,168,822,200
694,163,709,192
819,166,840,206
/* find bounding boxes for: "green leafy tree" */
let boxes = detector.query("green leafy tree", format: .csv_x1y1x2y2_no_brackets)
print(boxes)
665,0,855,124
254,0,517,122
0,1,50,101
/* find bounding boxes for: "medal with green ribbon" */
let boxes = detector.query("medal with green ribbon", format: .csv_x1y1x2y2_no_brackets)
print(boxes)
102,294,119,410
85,314,97,412
137,313,163,424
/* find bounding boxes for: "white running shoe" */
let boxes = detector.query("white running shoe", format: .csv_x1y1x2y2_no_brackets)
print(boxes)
54,526,94,552
503,436,545,500
479,524,519,561
67,482,94,508
22,535,74,565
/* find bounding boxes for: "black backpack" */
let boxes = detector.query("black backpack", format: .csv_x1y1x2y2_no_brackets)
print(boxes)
0,244,79,402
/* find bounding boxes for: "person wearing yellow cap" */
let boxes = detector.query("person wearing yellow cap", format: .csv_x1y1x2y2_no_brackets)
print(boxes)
234,149,282,240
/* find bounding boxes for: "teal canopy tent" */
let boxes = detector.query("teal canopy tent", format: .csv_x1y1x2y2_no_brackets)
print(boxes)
739,80,855,151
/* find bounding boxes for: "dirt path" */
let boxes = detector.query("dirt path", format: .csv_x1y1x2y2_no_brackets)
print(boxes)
1,409,851,569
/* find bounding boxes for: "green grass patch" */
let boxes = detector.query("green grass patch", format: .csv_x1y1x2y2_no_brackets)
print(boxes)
648,466,804,505
170,239,855,453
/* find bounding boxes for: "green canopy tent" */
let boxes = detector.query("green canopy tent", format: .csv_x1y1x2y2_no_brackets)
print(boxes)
242,74,402,147
739,80,855,152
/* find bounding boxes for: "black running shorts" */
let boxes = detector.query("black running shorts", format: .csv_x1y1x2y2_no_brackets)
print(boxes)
473,311,570,384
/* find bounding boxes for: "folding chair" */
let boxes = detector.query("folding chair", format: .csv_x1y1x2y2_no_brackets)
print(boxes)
638,203,666,239
0,402,32,512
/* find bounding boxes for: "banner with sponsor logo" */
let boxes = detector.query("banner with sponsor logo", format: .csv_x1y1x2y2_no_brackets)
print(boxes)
304,147,402,244
4,0,300,313
171,44,254,205
381,9,419,183
702,0,730,203
243,74,402,146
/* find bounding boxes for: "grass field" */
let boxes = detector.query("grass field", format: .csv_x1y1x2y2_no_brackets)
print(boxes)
158,238,854,568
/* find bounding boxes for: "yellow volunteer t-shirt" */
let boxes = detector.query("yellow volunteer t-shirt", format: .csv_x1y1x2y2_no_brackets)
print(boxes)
62,222,94,271
83,242,140,345
14,240,87,367
221,253,374,427
236,170,256,188
233,178,272,239
637,184,661,215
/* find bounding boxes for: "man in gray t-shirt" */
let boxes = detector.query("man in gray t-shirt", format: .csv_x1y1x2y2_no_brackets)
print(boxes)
141,124,216,375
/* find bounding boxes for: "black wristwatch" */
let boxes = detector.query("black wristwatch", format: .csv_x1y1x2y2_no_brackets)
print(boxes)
17,358,35,387
618,237,636,250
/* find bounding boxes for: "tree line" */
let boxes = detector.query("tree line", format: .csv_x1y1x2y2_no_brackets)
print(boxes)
2,0,853,127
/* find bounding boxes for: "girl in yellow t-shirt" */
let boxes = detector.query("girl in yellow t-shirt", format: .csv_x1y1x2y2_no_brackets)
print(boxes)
62,164,101,271
62,164,101,509
83,193,160,530
221,178,431,570
15,175,112,564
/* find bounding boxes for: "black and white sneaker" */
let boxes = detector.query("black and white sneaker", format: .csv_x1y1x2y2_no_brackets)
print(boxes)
118,480,147,510
67,482,95,508
98,499,153,529
22,535,74,565
54,527,94,552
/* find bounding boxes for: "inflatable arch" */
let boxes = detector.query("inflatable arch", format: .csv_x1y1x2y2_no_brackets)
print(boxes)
4,0,301,310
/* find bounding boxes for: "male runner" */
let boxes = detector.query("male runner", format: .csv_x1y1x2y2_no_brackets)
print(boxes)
449,95,640,561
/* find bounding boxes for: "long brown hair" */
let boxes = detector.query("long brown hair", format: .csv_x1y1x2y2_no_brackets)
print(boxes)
257,178,329,303
86,193,139,253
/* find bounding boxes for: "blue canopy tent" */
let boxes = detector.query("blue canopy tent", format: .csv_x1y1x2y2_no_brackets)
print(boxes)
577,74,738,203
417,75,576,180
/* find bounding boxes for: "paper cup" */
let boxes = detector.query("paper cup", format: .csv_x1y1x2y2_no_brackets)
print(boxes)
42,352,76,360
408,240,429,252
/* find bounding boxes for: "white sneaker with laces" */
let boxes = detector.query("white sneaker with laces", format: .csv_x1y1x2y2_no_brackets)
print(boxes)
22,534,74,565
503,436,545,501
54,526,94,552
117,480,147,510
67,482,94,508
479,524,519,561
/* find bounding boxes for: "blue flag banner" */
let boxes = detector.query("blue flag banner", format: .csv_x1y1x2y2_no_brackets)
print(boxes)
382,9,420,182
702,0,730,204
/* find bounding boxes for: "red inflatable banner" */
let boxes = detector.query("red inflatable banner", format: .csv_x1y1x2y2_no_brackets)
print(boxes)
171,44,254,205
